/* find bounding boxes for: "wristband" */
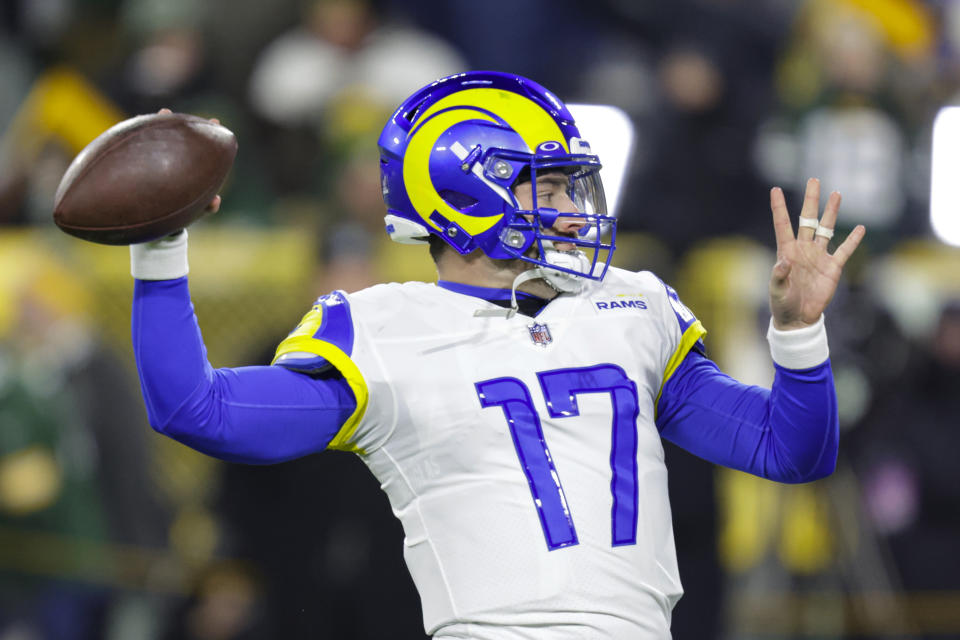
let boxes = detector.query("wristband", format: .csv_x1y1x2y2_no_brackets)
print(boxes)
767,314,829,369
130,230,189,280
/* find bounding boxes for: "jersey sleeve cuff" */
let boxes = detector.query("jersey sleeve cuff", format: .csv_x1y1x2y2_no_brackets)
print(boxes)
130,230,189,280
766,314,829,370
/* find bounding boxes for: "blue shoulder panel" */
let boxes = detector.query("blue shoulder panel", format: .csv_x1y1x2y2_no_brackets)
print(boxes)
273,291,355,373
659,280,706,356
272,291,370,452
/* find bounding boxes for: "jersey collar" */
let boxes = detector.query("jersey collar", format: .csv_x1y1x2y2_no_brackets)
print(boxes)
437,280,551,317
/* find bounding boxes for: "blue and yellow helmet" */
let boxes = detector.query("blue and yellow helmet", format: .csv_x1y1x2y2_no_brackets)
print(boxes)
378,71,615,281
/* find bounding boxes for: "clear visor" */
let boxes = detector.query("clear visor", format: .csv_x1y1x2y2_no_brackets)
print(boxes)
509,160,607,211
567,165,607,217
566,168,607,242
525,163,610,242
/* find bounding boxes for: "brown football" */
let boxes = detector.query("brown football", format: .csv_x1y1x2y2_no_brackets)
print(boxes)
53,112,237,245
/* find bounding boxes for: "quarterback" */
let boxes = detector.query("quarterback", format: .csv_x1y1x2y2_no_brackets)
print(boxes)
131,72,864,638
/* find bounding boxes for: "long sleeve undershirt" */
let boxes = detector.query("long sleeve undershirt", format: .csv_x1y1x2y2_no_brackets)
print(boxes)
656,351,837,483
133,277,837,481
133,277,353,463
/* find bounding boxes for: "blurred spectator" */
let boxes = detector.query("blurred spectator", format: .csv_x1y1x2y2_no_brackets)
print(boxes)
854,301,960,594
160,561,265,640
0,66,124,225
605,0,789,257
392,0,602,97
213,451,428,639
114,0,214,114
0,32,33,135
941,1,960,103
313,143,384,292
754,0,937,247
312,141,436,294
0,239,169,639
245,0,464,202
248,0,464,129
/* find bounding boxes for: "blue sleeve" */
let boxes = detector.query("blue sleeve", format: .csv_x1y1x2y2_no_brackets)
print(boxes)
132,277,356,464
656,350,838,483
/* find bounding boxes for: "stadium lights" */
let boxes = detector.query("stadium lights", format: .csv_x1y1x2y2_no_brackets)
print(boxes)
931,106,960,247
567,104,635,219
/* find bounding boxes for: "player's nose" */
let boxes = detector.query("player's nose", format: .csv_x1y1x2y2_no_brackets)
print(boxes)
559,192,580,215
554,214,585,237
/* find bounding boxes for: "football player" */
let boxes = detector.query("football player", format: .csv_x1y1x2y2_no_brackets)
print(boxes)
131,72,865,638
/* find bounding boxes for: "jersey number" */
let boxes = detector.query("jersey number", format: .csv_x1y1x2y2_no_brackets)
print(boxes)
475,364,640,551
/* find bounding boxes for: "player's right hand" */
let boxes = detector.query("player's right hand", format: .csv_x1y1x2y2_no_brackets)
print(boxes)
157,108,222,216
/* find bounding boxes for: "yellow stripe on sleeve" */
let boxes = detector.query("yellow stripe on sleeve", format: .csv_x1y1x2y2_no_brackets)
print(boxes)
654,320,707,416
272,335,369,454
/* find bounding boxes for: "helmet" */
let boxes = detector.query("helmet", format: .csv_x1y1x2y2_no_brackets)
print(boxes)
378,71,616,284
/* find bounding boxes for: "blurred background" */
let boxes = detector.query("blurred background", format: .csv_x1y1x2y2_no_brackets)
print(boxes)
2,0,960,638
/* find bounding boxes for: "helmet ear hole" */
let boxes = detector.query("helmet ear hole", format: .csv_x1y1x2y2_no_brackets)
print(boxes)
403,99,428,125
438,189,479,211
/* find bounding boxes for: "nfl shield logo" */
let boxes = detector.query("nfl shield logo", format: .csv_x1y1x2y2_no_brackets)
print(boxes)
528,322,552,347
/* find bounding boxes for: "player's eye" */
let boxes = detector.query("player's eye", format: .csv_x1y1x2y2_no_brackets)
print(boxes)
538,184,563,200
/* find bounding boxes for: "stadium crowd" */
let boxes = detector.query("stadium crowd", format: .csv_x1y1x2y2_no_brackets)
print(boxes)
1,0,959,638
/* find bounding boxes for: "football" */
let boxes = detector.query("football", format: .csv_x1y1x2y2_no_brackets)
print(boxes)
53,112,237,245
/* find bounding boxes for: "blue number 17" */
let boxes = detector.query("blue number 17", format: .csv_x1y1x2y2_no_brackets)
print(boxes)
475,364,640,550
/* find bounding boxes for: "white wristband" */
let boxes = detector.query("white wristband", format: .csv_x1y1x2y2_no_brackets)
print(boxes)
767,314,829,369
130,230,189,280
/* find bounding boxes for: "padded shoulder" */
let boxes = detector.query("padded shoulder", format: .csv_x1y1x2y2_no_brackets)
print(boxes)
273,290,355,373
272,290,370,452
659,280,700,336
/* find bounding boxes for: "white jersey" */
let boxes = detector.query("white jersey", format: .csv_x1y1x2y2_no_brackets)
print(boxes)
274,267,706,639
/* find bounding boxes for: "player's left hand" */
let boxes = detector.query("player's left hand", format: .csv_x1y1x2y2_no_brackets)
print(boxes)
769,177,866,330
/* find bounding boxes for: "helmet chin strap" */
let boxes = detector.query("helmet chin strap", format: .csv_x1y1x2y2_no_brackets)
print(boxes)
473,247,589,319
473,269,551,319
